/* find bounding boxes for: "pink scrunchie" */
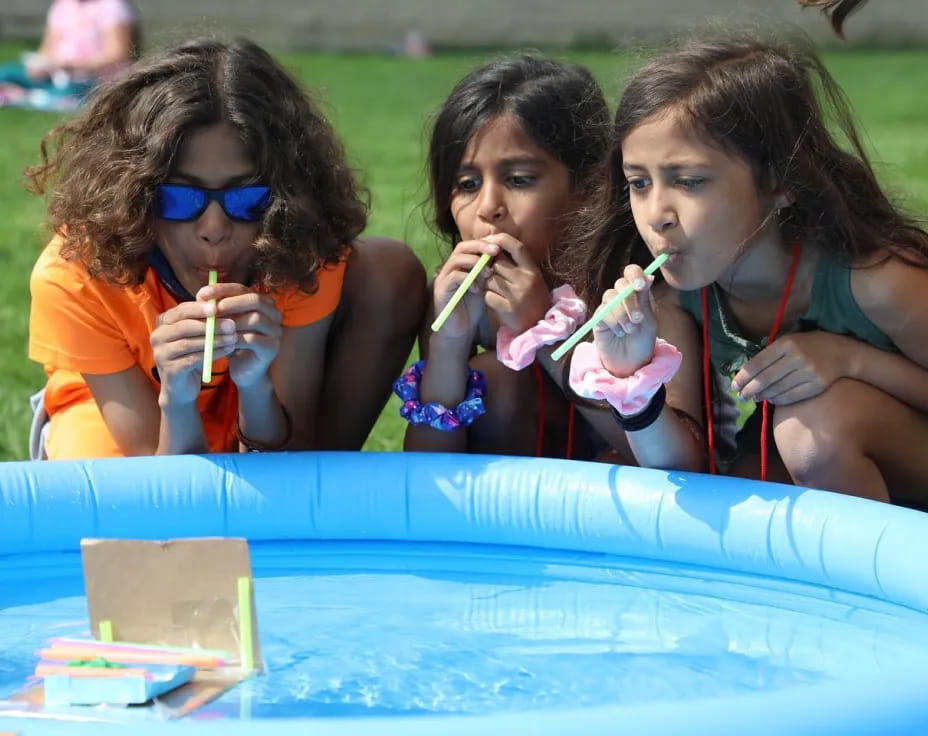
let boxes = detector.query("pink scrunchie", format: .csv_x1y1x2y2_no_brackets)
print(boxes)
569,339,683,415
496,285,587,371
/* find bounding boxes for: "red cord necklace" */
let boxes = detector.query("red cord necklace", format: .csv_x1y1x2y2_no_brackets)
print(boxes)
700,240,802,481
532,361,576,459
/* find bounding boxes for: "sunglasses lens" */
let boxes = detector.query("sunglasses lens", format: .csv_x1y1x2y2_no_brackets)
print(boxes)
156,185,207,221
223,186,272,222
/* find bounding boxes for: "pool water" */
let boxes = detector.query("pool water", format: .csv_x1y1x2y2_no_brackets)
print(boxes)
2,540,928,719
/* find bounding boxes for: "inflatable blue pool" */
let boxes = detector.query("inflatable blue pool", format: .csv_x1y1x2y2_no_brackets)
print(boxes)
1,452,927,735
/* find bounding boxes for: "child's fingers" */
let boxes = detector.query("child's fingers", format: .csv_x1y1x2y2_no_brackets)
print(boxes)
438,251,494,282
215,292,282,323
227,310,284,338
598,279,633,336
452,239,501,259
764,380,820,406
153,317,236,342
230,331,279,362
481,233,533,268
155,331,236,363
196,282,250,302
731,342,789,395
156,301,216,325
734,353,793,401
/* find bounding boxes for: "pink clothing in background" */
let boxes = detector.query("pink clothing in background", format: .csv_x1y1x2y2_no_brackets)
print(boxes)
46,0,137,80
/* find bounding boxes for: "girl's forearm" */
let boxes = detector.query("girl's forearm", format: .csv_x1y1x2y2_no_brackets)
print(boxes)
849,342,928,413
237,377,291,450
403,335,472,452
623,405,708,471
157,399,207,455
537,346,705,470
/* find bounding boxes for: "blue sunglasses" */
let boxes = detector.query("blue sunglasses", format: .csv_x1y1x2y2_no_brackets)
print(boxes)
155,184,272,223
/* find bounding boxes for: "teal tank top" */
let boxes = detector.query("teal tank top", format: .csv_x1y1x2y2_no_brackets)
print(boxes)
677,255,896,464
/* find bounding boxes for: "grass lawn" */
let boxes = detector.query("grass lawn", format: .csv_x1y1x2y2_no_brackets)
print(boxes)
0,43,926,460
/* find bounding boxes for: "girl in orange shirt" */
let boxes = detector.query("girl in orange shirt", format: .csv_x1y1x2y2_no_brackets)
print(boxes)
28,38,425,459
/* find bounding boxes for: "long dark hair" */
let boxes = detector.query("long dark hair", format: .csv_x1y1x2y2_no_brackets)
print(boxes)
427,54,610,246
27,38,368,292
563,31,928,303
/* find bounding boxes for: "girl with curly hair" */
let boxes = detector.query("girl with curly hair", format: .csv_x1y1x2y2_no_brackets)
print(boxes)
27,37,425,459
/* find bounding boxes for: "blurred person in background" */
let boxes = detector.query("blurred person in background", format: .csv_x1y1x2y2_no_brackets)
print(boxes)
0,0,139,110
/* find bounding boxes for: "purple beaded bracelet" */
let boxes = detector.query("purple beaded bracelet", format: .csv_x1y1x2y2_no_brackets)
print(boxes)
392,360,487,431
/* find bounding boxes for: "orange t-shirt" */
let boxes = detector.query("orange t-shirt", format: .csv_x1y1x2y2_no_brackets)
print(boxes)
29,240,347,458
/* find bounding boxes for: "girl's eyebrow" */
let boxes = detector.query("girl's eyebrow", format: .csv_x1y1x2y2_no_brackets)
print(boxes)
168,171,255,187
458,156,548,171
623,162,710,173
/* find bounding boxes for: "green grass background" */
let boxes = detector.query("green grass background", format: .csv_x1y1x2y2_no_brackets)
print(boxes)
0,43,926,459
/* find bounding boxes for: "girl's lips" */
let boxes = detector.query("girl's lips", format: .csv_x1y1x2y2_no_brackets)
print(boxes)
199,268,230,282
655,251,681,266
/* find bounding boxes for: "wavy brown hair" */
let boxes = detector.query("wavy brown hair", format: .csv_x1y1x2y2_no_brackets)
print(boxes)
26,37,369,292
561,31,928,304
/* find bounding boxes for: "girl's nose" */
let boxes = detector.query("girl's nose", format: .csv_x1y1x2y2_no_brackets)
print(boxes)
646,187,677,233
476,182,507,222
194,199,233,244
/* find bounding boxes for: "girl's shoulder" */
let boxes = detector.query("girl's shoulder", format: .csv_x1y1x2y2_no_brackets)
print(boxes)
271,255,348,328
32,237,92,289
32,236,149,307
849,250,928,314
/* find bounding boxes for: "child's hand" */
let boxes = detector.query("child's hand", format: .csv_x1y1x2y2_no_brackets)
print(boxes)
432,239,499,341
482,233,551,335
198,283,283,390
732,330,851,405
151,299,236,405
592,264,658,377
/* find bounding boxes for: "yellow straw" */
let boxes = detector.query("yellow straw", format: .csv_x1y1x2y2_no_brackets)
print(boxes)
99,620,114,643
431,253,492,332
237,576,255,672
201,270,219,383
551,252,669,362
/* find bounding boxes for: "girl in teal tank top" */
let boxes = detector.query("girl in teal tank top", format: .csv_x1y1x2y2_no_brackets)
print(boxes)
560,32,928,506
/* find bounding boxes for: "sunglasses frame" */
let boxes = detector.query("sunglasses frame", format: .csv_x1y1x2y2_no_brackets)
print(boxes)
155,184,272,223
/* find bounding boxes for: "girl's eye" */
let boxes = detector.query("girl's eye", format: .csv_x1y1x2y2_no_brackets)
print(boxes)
677,177,705,190
507,174,536,187
627,178,650,191
455,176,480,193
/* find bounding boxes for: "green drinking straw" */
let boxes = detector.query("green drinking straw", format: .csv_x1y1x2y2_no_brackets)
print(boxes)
551,252,669,362
431,252,492,332
201,269,219,383
237,576,255,672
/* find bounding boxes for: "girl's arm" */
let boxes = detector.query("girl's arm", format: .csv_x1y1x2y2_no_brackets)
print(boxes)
402,298,476,452
606,286,707,470
534,286,706,468
264,315,333,450
567,273,709,471
403,241,496,452
734,254,928,411
84,367,189,455
850,254,928,411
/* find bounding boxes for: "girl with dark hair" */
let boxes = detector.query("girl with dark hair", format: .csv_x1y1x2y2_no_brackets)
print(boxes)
27,37,425,459
399,55,618,458
562,32,928,504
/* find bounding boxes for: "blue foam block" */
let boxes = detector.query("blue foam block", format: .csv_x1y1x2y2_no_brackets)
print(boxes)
43,664,195,706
